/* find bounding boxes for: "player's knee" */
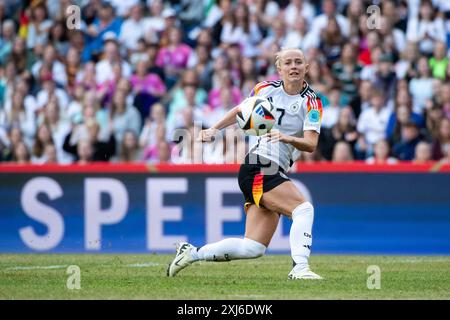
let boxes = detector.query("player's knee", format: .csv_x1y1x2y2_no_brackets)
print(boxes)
243,238,266,258
292,201,314,219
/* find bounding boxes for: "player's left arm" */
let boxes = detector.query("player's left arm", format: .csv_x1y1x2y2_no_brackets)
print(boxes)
265,130,319,153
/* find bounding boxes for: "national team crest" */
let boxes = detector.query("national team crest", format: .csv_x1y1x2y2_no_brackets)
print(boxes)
289,103,300,113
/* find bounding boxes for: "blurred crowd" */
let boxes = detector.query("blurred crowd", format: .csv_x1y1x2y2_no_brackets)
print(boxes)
0,0,449,165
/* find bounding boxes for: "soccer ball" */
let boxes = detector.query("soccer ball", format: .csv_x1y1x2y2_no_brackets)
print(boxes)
236,97,276,136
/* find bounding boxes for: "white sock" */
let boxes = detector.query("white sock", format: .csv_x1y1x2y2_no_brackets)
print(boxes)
290,202,314,270
193,238,266,262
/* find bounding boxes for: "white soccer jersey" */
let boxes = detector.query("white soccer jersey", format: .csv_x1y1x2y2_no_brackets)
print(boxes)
248,80,323,172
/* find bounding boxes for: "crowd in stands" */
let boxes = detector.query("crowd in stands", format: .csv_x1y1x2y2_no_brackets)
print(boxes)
0,0,449,165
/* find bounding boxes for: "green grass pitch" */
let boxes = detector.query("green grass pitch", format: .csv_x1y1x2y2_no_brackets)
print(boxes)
1,254,449,299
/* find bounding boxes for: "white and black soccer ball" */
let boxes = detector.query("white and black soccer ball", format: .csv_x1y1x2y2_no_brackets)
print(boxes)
236,97,276,136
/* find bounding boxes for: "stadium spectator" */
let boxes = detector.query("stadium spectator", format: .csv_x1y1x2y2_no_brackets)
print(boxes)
130,57,166,120
139,103,168,151
9,37,35,75
109,88,142,149
75,139,94,165
85,1,123,61
260,19,287,54
95,37,131,85
366,139,398,164
439,143,450,163
311,0,350,39
431,118,450,160
155,140,171,163
63,119,116,162
142,0,164,35
207,69,242,110
406,0,446,56
425,104,443,137
119,3,147,52
26,3,52,50
0,126,9,161
386,89,424,145
204,0,233,32
358,28,381,67
372,54,397,103
115,130,142,163
0,19,16,65
12,140,30,164
42,143,57,164
167,69,207,129
35,75,69,113
360,43,384,83
238,55,257,97
31,44,67,87
321,87,342,129
64,47,82,95
248,0,279,32
331,43,363,105
48,20,69,59
319,16,347,66
437,83,450,119
130,58,166,97
143,123,170,163
395,41,420,80
284,0,316,29
158,8,180,48
31,123,54,164
319,106,358,161
356,89,391,157
331,141,354,163
178,0,205,32
429,41,448,80
284,16,317,53
393,121,424,161
413,141,432,163
349,80,373,118
156,26,192,89
377,15,406,54
187,44,213,91
305,59,333,96
219,2,262,53
0,89,36,147
75,61,97,92
408,56,435,113
346,0,364,39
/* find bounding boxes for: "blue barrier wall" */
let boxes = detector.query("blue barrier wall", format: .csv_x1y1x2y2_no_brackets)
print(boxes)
0,172,449,254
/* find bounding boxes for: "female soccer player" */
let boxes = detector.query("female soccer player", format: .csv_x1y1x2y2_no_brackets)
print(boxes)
167,48,323,279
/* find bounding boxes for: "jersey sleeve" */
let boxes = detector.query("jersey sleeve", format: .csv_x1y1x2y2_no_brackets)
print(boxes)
303,95,323,133
248,81,270,97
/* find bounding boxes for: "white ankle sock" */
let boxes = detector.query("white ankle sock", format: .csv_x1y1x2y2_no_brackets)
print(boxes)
194,238,266,262
290,202,314,270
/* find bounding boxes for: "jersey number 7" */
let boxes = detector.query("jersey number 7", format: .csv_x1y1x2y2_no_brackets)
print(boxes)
276,108,285,125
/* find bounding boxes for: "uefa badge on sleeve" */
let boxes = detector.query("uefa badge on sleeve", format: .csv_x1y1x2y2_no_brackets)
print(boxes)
308,109,320,123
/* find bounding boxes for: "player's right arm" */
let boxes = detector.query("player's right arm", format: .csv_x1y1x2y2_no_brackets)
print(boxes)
198,81,268,142
197,105,240,142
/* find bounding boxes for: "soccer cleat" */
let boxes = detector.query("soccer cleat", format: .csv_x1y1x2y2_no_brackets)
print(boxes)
167,242,195,277
288,266,323,280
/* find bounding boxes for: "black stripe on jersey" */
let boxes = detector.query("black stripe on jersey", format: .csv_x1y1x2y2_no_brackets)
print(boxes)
259,80,282,88
251,80,283,96
267,80,283,87
304,90,319,110
300,81,312,98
